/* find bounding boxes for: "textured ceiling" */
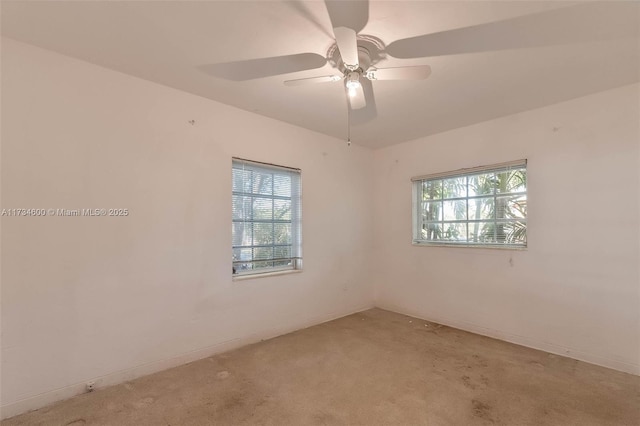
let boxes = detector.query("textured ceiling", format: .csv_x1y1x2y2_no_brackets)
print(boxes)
2,1,639,148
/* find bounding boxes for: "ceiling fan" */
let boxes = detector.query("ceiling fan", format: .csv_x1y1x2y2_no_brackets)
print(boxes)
280,2,432,112
204,0,432,130
203,0,638,139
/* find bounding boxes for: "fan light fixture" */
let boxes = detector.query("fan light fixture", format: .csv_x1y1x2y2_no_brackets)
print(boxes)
346,72,361,97
346,81,361,97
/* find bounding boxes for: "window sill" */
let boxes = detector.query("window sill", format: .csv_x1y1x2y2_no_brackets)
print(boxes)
412,242,527,251
232,269,303,281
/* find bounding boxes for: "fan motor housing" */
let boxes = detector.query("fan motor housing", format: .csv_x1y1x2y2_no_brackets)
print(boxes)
327,34,386,75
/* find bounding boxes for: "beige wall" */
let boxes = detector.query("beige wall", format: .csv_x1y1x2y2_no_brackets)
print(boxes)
372,83,640,375
0,38,375,418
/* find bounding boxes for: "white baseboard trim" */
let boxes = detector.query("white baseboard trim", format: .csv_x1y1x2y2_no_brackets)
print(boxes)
376,302,640,376
9,301,631,420
0,304,374,420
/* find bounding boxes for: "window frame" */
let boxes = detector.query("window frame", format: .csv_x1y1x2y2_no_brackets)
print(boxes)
232,158,302,277
412,159,527,249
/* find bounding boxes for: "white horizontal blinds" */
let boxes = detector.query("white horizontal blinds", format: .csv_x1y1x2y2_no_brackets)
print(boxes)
414,160,527,247
411,159,526,182
232,158,302,274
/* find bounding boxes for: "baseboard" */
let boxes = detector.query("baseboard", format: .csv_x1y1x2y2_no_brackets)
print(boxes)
9,301,630,420
0,303,374,420
376,302,640,376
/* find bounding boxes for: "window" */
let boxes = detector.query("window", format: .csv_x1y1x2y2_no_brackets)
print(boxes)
412,160,527,248
232,158,302,276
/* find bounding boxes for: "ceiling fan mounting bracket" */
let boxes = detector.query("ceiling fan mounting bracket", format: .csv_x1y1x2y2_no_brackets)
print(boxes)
326,34,386,74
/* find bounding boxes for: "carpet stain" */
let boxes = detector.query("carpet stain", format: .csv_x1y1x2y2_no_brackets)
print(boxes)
461,375,476,389
222,393,245,411
472,399,494,422
472,354,489,368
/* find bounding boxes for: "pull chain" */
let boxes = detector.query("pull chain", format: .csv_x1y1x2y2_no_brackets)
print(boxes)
347,100,352,147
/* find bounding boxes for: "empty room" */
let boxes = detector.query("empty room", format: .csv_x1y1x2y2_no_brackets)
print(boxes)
1,0,639,425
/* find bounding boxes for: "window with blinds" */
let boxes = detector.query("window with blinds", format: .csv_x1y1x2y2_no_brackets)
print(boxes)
232,158,302,276
412,160,527,248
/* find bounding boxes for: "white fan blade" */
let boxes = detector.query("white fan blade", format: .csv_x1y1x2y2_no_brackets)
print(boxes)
333,26,359,70
325,0,369,34
201,53,327,81
386,3,637,59
347,83,366,109
284,75,341,86
366,65,432,81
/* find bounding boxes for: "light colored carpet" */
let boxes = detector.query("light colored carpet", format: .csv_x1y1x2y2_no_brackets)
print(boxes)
3,308,639,425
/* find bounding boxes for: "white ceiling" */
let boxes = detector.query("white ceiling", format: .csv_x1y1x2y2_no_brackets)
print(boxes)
2,1,638,148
